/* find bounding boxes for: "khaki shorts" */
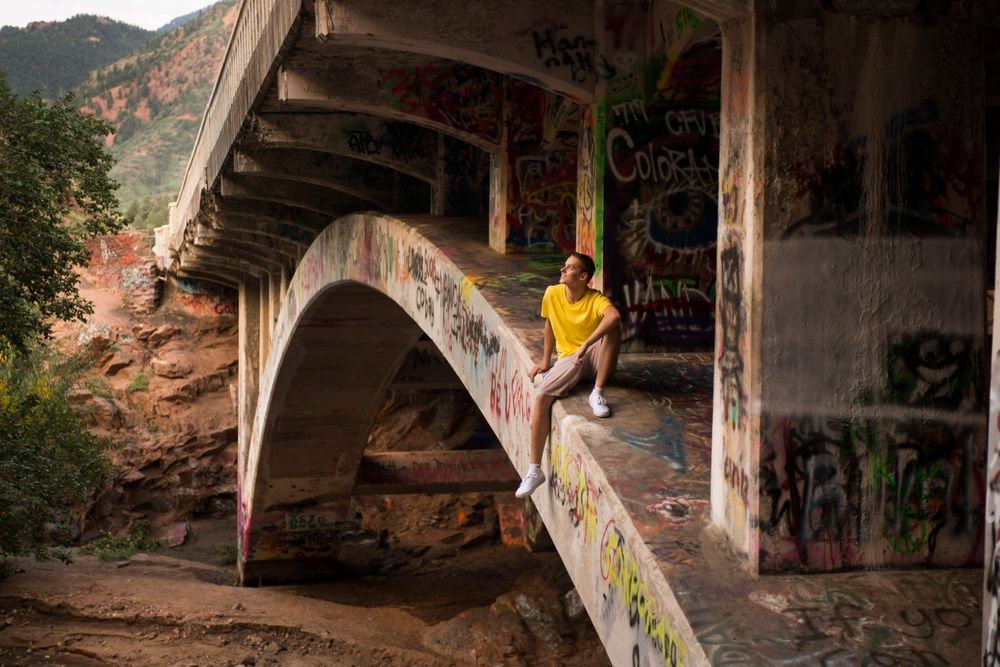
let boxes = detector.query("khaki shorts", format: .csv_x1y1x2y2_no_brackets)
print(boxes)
536,338,616,397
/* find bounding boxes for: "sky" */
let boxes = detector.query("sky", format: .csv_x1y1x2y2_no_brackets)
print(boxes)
0,1,215,31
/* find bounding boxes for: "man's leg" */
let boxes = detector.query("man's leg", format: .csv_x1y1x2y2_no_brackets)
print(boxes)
529,393,557,465
595,324,621,388
516,393,556,498
589,325,621,417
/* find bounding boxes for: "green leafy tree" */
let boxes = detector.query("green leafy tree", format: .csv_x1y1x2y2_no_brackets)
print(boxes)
0,343,110,563
0,71,124,350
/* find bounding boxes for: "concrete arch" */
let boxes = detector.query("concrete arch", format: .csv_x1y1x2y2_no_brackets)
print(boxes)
240,212,700,664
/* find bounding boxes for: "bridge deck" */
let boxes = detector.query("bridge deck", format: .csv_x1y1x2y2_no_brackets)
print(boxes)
407,216,980,665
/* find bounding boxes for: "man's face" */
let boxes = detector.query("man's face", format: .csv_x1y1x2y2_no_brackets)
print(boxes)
559,257,588,286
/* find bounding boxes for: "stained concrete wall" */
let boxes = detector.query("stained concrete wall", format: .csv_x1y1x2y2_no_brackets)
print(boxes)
713,2,988,573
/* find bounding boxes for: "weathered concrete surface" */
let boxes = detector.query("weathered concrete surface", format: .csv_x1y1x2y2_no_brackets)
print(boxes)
353,450,519,495
240,213,980,665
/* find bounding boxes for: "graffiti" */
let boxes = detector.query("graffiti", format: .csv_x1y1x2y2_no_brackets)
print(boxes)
531,29,596,84
874,420,981,559
488,347,531,426
339,118,438,168
346,130,382,155
717,244,744,431
601,520,687,667
724,455,748,503
607,128,717,189
882,332,983,411
505,82,578,253
383,63,502,144
622,276,713,350
760,414,984,570
548,436,600,544
285,511,341,532
617,412,687,471
575,106,598,266
415,285,435,323
783,100,979,239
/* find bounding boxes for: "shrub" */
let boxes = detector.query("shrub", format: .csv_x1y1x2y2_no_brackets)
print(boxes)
127,371,149,393
80,521,158,562
0,343,110,568
83,374,114,398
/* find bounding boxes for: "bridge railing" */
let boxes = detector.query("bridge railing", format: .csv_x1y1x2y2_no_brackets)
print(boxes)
168,0,303,261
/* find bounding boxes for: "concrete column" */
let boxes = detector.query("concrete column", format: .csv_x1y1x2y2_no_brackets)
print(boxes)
238,278,261,475
488,91,510,253
279,266,289,308
259,277,270,374
432,133,446,215
711,3,987,575
268,271,281,328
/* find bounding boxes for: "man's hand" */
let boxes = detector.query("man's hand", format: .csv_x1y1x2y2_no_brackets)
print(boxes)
571,343,590,366
529,361,550,381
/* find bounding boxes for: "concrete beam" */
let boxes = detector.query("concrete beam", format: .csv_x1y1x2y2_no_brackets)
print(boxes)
203,217,314,250
181,246,269,278
207,196,332,234
175,267,246,288
232,148,384,208
312,0,595,101
277,61,501,152
353,450,519,495
194,222,303,261
187,231,287,275
221,174,376,219
232,148,431,212
250,112,438,184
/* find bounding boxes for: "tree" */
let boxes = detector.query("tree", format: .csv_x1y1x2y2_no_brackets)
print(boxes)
0,71,124,351
0,342,110,563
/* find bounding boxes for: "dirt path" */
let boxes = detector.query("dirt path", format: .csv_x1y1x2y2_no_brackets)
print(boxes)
0,518,610,666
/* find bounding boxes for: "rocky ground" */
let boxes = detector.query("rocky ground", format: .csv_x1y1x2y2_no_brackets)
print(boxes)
0,505,610,666
0,232,611,665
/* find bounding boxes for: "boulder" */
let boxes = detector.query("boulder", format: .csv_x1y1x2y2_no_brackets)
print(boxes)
151,357,193,379
148,324,179,346
104,352,133,376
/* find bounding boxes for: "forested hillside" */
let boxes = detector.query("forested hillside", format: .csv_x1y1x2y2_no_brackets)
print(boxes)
74,0,240,229
0,16,152,98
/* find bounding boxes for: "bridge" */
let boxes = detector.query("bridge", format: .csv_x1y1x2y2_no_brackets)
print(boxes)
157,0,996,664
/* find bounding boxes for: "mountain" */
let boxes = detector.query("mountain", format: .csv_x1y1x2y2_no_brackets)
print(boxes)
74,0,240,229
156,7,211,35
0,16,153,98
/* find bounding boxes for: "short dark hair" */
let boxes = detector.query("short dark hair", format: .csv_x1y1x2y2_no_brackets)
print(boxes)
570,252,596,282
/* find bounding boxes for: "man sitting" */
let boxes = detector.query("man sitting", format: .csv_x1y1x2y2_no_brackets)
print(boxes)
515,252,621,498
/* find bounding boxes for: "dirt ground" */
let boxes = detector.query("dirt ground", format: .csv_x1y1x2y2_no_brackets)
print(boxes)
0,508,611,667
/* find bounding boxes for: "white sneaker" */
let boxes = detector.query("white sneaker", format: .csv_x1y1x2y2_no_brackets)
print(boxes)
515,470,546,498
589,391,611,417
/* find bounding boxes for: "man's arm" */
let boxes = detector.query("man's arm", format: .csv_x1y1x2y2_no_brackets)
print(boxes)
529,319,555,380
572,304,621,365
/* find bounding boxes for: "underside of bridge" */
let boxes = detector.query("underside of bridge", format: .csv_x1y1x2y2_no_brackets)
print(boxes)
156,0,1000,664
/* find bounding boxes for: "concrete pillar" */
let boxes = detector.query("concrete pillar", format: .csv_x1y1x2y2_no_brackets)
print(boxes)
711,2,987,575
279,266,289,308
238,278,261,475
259,277,270,374
269,271,281,329
432,133,446,215
490,79,580,256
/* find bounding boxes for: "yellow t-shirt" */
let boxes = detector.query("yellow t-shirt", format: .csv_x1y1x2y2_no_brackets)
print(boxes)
541,285,613,358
